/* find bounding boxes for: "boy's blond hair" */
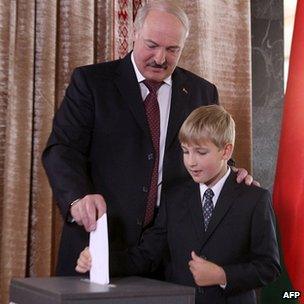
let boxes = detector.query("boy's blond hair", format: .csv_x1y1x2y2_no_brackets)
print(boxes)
179,105,235,149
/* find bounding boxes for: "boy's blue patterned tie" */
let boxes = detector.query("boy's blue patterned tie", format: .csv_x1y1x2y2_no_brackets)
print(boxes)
203,188,214,231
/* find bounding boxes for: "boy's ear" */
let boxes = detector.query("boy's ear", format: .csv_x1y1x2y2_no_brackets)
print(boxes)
222,143,234,160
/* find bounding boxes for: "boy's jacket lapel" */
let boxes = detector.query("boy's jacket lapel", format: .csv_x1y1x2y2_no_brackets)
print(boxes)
187,182,206,247
199,171,241,251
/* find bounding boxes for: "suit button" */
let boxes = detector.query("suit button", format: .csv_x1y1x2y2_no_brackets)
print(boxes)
136,218,143,226
142,186,148,192
148,153,153,160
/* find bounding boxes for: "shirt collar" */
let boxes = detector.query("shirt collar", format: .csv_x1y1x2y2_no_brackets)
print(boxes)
131,52,172,86
200,167,231,205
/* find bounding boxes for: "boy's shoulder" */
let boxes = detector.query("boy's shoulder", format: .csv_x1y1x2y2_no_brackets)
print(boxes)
227,171,271,207
237,180,270,196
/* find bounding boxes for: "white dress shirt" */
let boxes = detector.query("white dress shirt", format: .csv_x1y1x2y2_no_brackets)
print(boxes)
131,53,172,206
199,167,231,208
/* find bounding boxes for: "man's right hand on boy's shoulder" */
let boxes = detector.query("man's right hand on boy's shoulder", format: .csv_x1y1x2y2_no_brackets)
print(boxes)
232,167,260,187
70,194,107,232
76,247,92,273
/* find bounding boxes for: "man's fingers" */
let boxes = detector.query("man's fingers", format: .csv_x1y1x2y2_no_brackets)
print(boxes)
95,198,107,219
85,201,97,231
231,167,260,186
78,201,91,231
70,194,107,231
236,168,248,183
252,180,261,187
244,174,253,186
230,166,238,173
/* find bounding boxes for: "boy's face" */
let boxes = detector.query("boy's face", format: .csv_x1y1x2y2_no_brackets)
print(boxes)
181,140,233,187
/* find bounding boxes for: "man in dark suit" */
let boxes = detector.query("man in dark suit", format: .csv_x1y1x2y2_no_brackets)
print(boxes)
43,1,254,276
77,105,280,304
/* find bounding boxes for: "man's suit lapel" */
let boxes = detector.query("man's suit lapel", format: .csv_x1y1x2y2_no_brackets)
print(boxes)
165,68,191,149
114,56,191,144
114,53,150,137
199,171,240,250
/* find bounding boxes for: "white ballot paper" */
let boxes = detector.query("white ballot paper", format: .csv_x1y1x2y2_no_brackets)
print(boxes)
89,214,109,285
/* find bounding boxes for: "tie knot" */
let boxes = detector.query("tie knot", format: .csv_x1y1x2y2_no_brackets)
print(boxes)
204,188,214,200
143,80,163,94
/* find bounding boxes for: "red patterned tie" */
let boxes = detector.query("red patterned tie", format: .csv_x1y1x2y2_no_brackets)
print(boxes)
143,80,163,226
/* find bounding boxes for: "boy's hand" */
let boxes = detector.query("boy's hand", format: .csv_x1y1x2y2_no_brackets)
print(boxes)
189,251,226,286
232,167,260,186
75,247,92,273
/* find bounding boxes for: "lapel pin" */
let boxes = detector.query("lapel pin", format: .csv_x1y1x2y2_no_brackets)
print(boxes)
182,87,188,94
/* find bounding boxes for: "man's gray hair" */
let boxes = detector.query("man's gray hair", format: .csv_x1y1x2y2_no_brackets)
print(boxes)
134,0,190,38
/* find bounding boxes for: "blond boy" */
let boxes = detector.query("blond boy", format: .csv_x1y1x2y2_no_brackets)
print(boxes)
76,105,280,304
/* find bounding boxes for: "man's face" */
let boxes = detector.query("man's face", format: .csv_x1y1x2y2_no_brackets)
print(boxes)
133,10,186,82
181,140,232,187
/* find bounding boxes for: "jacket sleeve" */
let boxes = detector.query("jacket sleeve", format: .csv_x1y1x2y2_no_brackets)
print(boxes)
110,198,168,277
42,67,96,219
222,190,281,295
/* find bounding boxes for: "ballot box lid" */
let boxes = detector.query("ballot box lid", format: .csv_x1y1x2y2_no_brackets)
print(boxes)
10,276,195,301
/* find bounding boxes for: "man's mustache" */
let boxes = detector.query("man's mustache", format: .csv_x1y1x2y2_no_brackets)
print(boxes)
148,61,168,69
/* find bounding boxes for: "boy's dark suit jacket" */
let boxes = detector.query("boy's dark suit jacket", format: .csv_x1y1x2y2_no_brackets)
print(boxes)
42,52,218,275
112,171,281,304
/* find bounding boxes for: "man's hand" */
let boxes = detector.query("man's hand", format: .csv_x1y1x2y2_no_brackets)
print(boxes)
188,251,226,286
75,247,91,273
70,194,107,232
231,167,260,186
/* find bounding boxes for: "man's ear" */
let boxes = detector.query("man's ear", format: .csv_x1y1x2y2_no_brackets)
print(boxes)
222,143,234,160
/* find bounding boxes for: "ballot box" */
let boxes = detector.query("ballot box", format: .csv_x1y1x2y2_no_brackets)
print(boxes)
10,276,195,304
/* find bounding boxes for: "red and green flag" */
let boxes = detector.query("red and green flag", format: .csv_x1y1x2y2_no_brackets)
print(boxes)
273,0,304,303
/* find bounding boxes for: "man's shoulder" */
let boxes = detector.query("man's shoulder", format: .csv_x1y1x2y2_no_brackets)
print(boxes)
175,66,215,87
174,66,218,103
74,58,123,78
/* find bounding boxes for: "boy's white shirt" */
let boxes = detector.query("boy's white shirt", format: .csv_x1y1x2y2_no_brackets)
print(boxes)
199,167,231,208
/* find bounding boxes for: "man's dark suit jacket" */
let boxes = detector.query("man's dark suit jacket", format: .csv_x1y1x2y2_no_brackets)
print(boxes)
112,171,281,304
42,52,218,275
